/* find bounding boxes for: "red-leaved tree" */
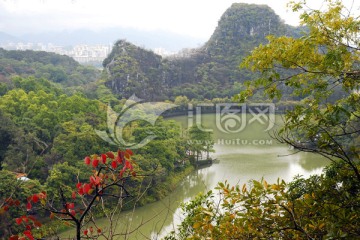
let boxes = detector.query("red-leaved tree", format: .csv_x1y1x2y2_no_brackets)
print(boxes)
2,149,138,240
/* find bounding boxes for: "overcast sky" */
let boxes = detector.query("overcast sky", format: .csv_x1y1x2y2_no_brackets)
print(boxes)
0,0,358,39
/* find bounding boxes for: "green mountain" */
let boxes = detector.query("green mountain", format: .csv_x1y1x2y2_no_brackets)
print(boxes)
103,3,305,101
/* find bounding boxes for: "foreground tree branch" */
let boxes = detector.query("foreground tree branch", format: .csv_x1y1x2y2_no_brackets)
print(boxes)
1,149,142,240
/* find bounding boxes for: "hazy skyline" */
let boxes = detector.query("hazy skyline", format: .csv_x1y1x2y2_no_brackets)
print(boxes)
0,0,358,40
1,0,301,40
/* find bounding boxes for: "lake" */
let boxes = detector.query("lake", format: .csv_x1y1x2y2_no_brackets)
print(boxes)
61,113,328,239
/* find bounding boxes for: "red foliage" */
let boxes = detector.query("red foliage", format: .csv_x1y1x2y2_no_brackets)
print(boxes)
31,194,39,203
90,176,101,186
15,218,22,225
84,156,91,165
120,169,125,178
111,160,117,169
116,156,123,164
66,203,75,209
101,154,107,164
126,149,133,156
78,187,84,195
92,159,99,168
125,160,133,170
26,202,32,211
83,184,91,194
23,230,34,240
106,151,115,159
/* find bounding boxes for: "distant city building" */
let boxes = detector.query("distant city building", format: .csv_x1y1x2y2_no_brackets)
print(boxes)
153,47,176,56
0,42,112,64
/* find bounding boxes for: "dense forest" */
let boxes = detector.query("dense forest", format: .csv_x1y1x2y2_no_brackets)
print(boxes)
0,1,359,239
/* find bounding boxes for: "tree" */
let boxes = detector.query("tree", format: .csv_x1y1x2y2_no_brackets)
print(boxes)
188,125,214,162
0,149,139,240
237,0,360,181
174,96,190,110
166,164,360,239
51,118,109,163
0,170,42,238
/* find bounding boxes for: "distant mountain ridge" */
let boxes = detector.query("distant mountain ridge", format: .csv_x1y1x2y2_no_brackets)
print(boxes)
0,28,205,52
103,3,306,101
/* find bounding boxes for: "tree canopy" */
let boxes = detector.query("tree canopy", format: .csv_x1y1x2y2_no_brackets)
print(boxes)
238,0,360,181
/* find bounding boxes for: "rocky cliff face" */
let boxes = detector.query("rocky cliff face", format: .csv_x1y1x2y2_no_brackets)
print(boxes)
103,3,304,101
103,40,165,100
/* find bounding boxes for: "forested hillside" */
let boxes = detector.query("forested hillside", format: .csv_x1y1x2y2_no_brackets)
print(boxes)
0,48,100,89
